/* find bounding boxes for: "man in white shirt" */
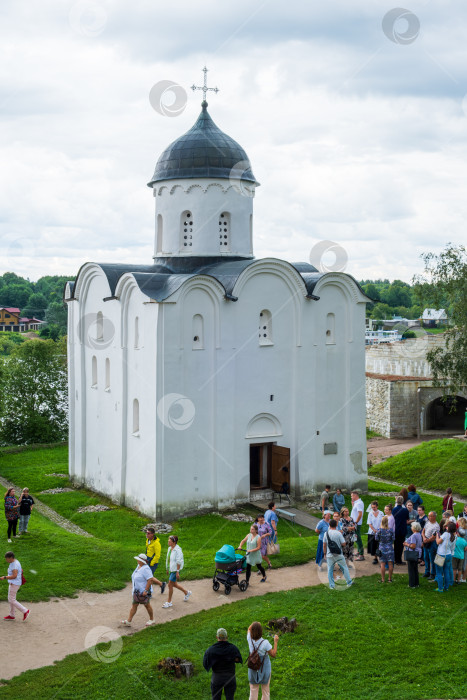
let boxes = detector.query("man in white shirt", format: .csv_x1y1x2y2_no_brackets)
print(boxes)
422,511,440,581
323,519,354,589
351,491,365,560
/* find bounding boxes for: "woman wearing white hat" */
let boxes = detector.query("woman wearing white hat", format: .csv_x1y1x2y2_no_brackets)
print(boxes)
121,554,159,627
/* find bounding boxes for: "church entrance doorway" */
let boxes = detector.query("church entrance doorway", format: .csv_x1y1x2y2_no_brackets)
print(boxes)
249,443,290,493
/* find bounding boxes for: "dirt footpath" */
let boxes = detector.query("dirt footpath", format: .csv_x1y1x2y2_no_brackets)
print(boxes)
2,558,383,680
367,436,427,465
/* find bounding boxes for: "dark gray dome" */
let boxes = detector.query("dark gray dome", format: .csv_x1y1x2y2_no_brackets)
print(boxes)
147,102,258,187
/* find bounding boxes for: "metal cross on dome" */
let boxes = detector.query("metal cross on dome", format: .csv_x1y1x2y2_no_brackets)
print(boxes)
191,67,219,103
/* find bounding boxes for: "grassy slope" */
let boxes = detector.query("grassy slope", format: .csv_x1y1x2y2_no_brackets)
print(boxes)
368,439,467,498
0,580,466,700
0,446,316,601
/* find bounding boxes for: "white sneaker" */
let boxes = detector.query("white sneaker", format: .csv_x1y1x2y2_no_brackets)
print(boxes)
7,539,12,543
183,591,192,602
162,602,173,608
460,578,466,583
145,619,156,626
120,620,131,627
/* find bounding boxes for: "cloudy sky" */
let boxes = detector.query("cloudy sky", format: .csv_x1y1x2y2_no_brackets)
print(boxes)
1,0,466,283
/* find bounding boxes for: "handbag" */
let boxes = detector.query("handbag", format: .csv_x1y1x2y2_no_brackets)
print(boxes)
434,553,445,567
404,548,419,561
133,590,150,604
266,541,280,556
375,548,382,558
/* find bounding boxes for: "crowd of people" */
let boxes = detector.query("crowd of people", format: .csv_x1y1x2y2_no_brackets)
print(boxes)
315,486,467,591
3,482,467,697
121,501,281,628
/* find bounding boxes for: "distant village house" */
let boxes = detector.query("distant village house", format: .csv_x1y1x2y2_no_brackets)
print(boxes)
0,307,44,332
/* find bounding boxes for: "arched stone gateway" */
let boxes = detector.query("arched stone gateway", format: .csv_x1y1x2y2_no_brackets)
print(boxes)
423,394,467,433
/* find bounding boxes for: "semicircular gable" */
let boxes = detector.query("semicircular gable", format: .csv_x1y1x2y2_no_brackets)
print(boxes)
246,413,282,438
232,258,308,299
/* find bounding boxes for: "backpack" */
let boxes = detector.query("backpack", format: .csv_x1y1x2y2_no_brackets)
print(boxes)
326,531,341,555
247,640,265,671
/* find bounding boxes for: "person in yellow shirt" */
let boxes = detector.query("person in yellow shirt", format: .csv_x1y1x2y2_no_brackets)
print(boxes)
145,527,166,594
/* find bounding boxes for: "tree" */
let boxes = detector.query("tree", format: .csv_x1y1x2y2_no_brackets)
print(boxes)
0,339,67,445
414,244,467,395
44,301,68,335
370,303,392,320
22,292,48,319
363,283,380,302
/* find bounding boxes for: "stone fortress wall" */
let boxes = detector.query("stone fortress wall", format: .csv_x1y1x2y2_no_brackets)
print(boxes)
365,336,457,438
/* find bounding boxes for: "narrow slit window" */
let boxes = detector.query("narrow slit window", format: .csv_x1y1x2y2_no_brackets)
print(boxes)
135,316,140,349
105,358,110,390
192,314,204,350
218,212,230,251
156,214,163,254
133,398,140,435
91,355,97,387
326,313,335,345
180,210,194,250
259,309,273,346
96,311,103,341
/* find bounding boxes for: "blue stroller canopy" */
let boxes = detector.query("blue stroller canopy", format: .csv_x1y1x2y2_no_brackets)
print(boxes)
215,544,237,564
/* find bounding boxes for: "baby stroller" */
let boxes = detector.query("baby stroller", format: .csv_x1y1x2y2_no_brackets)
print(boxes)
213,544,248,595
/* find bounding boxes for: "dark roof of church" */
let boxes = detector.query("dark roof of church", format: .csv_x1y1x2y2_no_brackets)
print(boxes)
147,103,258,187
66,257,324,303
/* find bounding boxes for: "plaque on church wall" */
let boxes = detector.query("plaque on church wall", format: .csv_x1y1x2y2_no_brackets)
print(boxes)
323,442,338,455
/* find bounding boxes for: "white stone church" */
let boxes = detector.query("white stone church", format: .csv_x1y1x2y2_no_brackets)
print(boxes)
65,89,369,519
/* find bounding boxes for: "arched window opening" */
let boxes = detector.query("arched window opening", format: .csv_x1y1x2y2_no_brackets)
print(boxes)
259,309,273,346
326,313,335,345
134,316,140,349
192,314,204,350
105,358,110,390
218,212,230,251
96,311,104,341
156,214,163,254
91,355,97,387
180,210,194,249
132,398,140,435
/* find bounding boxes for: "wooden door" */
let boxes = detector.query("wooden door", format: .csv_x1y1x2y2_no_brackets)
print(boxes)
271,445,290,493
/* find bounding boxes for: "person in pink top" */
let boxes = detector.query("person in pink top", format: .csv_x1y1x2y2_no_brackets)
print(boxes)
0,551,29,621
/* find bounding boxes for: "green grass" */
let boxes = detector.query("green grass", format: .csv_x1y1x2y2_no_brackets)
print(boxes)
1,580,466,699
0,446,317,601
368,439,467,498
366,428,382,439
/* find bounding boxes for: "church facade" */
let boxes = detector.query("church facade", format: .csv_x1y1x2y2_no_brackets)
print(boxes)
65,98,369,518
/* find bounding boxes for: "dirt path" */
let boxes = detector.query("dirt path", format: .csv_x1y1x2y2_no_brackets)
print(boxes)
0,476,92,537
2,558,390,680
367,436,427,465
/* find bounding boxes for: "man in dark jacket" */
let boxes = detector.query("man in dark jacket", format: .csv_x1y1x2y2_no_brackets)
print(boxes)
203,627,243,700
393,496,410,564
